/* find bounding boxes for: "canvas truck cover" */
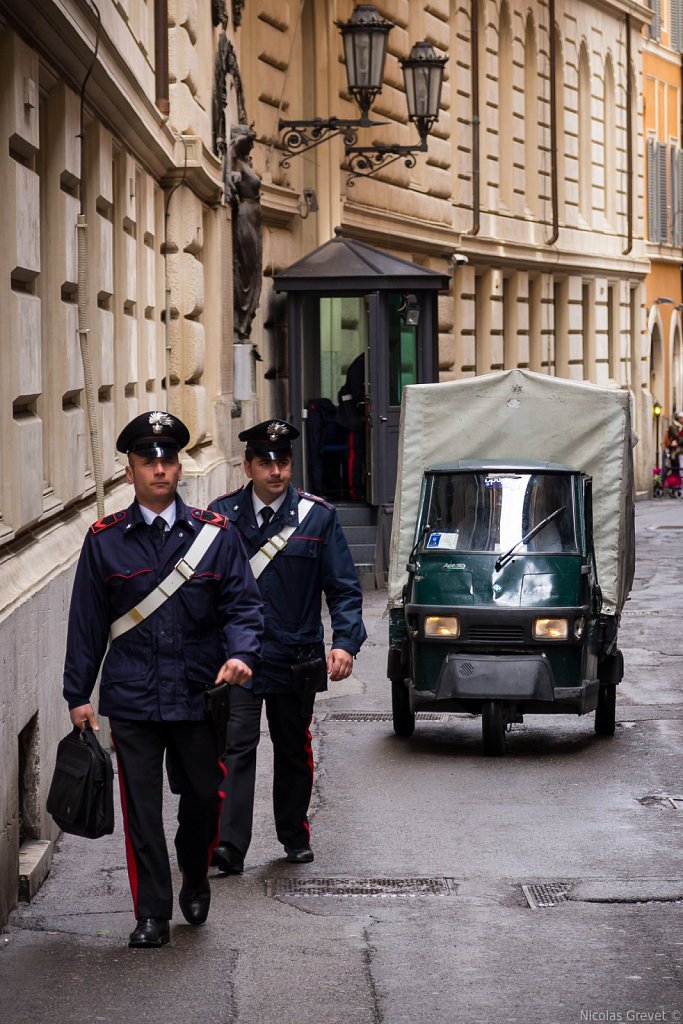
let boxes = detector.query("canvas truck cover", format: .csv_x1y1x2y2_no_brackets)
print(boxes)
388,369,636,615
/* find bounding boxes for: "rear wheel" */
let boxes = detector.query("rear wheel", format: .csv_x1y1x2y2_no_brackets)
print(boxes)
481,700,506,756
391,679,415,737
595,684,616,736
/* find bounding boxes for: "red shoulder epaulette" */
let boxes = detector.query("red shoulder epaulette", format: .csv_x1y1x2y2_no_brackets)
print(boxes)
297,488,332,509
191,508,229,528
90,511,127,535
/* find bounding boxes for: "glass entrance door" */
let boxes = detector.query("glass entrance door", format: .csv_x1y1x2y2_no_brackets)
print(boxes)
300,295,367,502
298,291,421,506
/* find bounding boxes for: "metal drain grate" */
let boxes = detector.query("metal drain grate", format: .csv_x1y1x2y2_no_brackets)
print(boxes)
326,712,446,722
522,883,570,909
266,876,457,898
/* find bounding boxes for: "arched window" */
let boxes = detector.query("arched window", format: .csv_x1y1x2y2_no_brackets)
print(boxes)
578,41,591,223
524,14,538,216
604,55,616,226
498,1,514,209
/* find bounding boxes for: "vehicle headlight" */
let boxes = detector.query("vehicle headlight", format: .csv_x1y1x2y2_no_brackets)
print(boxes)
424,615,460,637
533,617,569,640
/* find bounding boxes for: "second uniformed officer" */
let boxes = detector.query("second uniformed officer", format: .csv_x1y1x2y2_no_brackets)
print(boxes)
209,419,366,872
62,411,263,948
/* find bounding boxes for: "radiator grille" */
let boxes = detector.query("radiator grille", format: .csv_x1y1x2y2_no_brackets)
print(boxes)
467,624,526,642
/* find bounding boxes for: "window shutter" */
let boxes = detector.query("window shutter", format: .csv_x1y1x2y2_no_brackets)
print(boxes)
648,0,662,41
672,0,683,53
671,148,681,246
657,143,668,242
647,138,657,241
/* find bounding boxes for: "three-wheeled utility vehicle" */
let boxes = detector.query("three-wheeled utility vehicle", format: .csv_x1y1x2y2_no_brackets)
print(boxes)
387,370,636,755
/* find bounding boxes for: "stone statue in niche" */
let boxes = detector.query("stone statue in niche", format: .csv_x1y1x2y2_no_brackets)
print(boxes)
229,124,262,342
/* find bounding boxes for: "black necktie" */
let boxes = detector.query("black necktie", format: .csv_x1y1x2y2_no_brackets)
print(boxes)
152,515,167,548
259,506,273,532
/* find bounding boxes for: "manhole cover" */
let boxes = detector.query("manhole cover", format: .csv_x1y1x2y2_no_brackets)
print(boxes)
522,883,570,908
266,876,457,897
327,712,447,722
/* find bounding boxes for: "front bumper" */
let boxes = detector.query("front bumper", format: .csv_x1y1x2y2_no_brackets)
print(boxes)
410,651,600,716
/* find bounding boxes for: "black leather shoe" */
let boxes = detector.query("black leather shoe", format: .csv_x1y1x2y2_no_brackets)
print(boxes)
128,917,170,948
211,843,244,875
178,874,211,925
284,845,314,864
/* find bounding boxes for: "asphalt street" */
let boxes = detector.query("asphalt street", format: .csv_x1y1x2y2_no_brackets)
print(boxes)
1,498,682,1024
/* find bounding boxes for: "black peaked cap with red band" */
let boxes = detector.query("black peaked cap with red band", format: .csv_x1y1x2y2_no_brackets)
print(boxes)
116,411,190,459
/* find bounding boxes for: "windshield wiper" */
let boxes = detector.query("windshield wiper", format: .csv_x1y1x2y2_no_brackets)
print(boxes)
494,506,566,572
406,522,431,572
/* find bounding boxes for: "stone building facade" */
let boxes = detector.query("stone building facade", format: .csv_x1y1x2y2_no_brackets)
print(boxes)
0,0,653,927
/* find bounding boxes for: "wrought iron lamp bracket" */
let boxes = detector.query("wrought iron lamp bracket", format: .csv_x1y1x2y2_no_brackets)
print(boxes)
277,116,387,168
344,140,428,184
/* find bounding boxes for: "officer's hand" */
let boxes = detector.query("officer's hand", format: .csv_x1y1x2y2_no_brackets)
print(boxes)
69,703,99,732
327,648,353,682
215,658,252,687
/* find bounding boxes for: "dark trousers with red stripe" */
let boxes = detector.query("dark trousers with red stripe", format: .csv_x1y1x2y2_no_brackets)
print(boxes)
110,718,224,920
219,687,314,856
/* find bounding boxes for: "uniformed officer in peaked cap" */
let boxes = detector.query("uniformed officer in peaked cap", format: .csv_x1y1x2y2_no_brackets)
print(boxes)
62,409,263,950
116,409,191,459
209,417,366,876
238,419,300,460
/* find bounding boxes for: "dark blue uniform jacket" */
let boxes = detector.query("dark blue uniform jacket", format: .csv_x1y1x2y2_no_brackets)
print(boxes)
63,496,264,720
209,483,366,694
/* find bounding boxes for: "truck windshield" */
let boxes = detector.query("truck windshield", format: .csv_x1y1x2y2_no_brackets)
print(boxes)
422,472,578,555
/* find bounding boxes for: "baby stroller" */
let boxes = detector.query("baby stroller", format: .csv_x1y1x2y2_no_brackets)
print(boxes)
661,449,682,498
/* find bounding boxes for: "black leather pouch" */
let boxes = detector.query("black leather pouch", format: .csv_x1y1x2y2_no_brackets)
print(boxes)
288,657,328,699
204,682,231,741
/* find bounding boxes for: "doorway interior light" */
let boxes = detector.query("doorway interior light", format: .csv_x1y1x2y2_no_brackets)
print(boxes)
277,4,447,183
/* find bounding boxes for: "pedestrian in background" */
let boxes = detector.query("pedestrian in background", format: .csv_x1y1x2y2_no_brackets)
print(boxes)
209,419,366,873
62,411,263,948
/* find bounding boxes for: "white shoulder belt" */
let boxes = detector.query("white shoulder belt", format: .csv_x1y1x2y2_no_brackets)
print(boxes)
249,498,314,580
109,523,222,641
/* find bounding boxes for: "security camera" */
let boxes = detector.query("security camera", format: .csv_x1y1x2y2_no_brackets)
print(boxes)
451,253,469,266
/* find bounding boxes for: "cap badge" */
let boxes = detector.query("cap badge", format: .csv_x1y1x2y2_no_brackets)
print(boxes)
266,422,289,441
148,411,174,435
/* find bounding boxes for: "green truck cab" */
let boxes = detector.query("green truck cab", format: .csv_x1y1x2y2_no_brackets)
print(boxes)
387,371,636,755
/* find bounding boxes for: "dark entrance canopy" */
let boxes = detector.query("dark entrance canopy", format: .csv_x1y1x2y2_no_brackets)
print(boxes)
273,227,450,294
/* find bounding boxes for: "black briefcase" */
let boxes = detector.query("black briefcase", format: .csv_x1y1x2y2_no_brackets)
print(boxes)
47,726,115,839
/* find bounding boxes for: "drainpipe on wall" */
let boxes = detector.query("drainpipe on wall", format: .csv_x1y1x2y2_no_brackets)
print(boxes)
623,14,633,256
547,0,559,246
78,4,105,518
470,0,480,236
155,0,170,116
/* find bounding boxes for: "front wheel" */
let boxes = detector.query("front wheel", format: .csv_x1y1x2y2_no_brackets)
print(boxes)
595,684,616,736
481,700,506,756
391,679,415,738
